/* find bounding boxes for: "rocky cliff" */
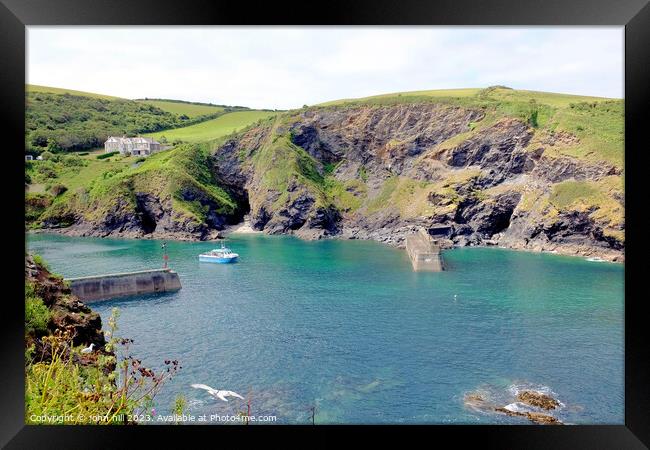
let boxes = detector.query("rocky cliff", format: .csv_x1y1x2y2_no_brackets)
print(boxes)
33,88,624,261
25,255,107,358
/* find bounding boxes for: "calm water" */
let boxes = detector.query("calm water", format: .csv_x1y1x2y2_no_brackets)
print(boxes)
27,233,624,424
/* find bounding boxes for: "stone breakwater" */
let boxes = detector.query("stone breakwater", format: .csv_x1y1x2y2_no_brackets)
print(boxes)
405,229,444,271
66,268,182,303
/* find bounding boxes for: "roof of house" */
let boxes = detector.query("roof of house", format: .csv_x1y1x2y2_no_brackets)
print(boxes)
105,136,160,144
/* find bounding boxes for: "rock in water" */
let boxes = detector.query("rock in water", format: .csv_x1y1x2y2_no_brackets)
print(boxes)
494,407,563,425
517,390,561,410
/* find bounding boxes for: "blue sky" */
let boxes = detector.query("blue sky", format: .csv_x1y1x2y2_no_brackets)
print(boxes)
27,27,623,110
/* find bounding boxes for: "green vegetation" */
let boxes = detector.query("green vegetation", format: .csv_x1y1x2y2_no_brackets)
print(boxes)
26,92,182,153
144,110,279,143
25,308,180,425
137,99,225,117
35,143,238,229
97,151,119,160
25,153,133,204
315,86,622,167
366,176,400,213
28,84,122,100
25,282,51,336
318,88,482,106
25,86,251,155
26,193,53,223
550,180,602,209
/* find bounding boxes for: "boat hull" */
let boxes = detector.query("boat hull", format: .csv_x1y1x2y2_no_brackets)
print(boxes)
199,255,238,264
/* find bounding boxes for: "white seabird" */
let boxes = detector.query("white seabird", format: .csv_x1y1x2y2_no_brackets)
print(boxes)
191,383,245,402
81,343,95,354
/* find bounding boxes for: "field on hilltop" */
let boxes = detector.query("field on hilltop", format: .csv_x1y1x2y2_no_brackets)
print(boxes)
24,85,257,154
136,99,226,118
144,110,280,143
27,84,122,100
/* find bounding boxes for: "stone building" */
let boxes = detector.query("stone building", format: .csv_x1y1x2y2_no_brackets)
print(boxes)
104,136,161,156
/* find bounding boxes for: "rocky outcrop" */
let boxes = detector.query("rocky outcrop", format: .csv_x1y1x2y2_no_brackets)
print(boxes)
517,391,561,410
25,255,107,359
290,103,485,175
464,389,564,425
443,118,535,186
494,407,563,425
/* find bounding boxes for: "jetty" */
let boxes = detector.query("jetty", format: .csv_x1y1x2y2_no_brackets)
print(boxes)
405,229,445,272
66,268,182,303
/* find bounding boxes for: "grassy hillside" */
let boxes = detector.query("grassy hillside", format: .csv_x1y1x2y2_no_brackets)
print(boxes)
318,88,482,106
26,91,188,153
316,86,623,168
144,110,279,143
35,143,238,232
26,152,133,193
27,84,122,100
25,86,257,154
319,86,612,108
136,99,225,117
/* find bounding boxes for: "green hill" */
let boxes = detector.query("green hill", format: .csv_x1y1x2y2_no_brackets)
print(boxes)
136,99,226,118
27,84,122,100
144,110,280,143
316,86,622,167
24,85,253,154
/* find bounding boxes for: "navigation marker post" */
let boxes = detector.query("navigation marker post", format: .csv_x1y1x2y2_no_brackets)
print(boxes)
162,242,169,268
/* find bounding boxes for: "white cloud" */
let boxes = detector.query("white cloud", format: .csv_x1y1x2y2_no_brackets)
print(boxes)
27,26,623,110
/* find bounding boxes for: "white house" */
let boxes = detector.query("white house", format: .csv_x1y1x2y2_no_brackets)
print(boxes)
104,136,162,156
25,155,33,161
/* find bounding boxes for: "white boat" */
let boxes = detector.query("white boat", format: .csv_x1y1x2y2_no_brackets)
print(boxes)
199,242,239,264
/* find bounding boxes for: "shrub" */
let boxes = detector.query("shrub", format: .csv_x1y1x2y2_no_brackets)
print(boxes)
32,254,49,270
61,154,86,167
36,164,58,179
40,151,54,161
97,151,119,160
25,284,51,336
527,99,539,128
25,193,53,222
50,184,68,197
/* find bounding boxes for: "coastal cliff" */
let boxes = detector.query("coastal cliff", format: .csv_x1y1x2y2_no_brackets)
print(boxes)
25,255,107,356
29,87,624,261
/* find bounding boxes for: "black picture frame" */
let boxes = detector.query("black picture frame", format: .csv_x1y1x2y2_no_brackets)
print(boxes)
2,0,648,447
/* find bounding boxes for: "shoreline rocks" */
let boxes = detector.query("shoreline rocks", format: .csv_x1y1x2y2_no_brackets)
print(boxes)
463,388,565,425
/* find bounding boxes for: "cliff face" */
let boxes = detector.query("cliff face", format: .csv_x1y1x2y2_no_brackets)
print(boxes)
210,100,624,260
25,255,106,353
34,89,624,261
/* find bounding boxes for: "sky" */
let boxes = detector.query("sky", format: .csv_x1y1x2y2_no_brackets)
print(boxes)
27,27,623,110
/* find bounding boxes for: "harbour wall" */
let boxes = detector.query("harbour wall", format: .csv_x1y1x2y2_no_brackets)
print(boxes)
66,268,182,303
405,229,445,272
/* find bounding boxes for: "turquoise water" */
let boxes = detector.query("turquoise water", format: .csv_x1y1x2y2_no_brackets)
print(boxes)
27,233,624,424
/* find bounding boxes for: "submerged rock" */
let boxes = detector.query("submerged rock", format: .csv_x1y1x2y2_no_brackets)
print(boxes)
494,407,563,425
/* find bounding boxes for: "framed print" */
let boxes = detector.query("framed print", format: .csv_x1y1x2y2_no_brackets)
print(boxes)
2,0,649,447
